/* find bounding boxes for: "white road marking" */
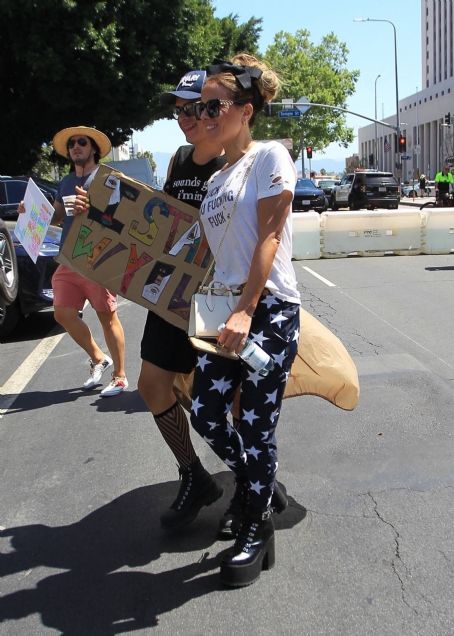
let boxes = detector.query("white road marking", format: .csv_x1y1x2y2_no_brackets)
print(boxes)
0,328,66,419
302,266,336,287
0,296,131,419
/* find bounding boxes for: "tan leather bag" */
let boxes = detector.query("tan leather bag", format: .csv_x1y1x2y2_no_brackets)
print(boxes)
284,307,360,410
174,307,360,412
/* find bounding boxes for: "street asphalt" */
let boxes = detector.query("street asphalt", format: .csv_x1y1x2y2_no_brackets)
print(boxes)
1,250,454,634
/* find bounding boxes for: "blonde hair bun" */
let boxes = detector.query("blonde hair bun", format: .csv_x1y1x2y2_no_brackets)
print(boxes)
231,53,281,103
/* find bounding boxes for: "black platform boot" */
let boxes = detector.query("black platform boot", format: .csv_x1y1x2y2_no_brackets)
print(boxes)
220,509,275,587
270,480,288,514
218,478,248,540
160,458,223,531
218,480,287,540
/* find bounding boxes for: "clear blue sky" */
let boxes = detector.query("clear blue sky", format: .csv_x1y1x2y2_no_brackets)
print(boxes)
134,0,420,174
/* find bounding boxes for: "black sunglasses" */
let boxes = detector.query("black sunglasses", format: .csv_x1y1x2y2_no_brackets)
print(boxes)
67,137,89,149
194,98,247,120
172,102,200,119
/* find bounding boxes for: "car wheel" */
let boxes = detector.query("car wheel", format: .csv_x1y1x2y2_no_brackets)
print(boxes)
330,198,339,211
0,220,19,304
0,297,21,339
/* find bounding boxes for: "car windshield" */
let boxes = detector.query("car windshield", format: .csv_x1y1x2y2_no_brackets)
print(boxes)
318,180,336,187
296,179,317,188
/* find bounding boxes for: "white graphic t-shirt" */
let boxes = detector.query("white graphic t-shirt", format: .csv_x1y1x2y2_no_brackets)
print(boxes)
199,141,300,303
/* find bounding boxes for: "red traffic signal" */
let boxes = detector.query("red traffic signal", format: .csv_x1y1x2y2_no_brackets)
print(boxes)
306,146,313,159
398,134,406,153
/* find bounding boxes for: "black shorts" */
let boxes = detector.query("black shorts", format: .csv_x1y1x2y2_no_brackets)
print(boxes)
140,311,197,373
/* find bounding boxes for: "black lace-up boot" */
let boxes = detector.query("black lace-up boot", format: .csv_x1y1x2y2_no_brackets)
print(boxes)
220,509,275,587
218,480,288,540
160,458,223,530
218,478,248,540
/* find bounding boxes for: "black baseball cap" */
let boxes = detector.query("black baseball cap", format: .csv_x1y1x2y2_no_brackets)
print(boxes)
160,70,206,105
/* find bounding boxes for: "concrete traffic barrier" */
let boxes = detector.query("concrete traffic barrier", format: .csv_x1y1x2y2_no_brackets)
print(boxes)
421,208,454,254
292,211,321,260
320,210,422,258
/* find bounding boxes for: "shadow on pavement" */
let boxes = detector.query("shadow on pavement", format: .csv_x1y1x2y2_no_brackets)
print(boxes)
0,311,62,344
2,388,149,416
0,474,306,632
425,266,454,271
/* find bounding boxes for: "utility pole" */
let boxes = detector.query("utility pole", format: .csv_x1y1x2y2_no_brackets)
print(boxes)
301,138,305,178
374,74,381,170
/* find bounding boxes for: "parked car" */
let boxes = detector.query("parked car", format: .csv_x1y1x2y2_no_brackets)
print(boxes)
0,220,61,338
331,170,400,210
401,181,434,197
317,178,340,200
0,219,19,305
0,175,57,220
293,178,327,213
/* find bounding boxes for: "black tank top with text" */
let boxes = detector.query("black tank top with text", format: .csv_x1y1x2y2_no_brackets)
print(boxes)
163,145,226,209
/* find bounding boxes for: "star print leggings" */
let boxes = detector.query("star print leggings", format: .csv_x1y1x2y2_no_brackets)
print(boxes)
190,295,300,512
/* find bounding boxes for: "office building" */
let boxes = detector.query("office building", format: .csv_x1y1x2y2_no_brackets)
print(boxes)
357,0,454,180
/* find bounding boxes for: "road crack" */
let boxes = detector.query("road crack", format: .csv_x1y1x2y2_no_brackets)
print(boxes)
367,491,418,615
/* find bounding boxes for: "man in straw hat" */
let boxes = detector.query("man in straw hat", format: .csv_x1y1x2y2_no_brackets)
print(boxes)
50,125,128,396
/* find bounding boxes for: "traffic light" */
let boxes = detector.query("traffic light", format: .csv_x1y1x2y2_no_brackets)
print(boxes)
398,134,406,153
445,112,451,125
306,146,313,159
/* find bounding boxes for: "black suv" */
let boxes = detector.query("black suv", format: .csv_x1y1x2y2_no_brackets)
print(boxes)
0,175,57,219
331,170,400,210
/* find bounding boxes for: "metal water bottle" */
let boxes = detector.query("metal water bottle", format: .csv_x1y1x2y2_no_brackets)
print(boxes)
218,324,275,377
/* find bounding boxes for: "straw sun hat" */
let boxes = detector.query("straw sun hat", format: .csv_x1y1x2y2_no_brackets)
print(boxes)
52,125,112,159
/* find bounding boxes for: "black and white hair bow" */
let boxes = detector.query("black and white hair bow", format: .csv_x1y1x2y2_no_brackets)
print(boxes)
206,61,263,90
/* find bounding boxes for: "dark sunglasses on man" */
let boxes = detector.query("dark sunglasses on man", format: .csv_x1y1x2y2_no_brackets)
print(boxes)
67,137,89,149
172,98,247,121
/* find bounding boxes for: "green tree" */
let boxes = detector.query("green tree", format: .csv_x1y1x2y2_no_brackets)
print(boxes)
0,0,223,174
216,14,262,59
30,146,63,181
253,30,359,162
136,150,157,173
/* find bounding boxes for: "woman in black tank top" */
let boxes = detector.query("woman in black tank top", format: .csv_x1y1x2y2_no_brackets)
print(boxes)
138,73,228,532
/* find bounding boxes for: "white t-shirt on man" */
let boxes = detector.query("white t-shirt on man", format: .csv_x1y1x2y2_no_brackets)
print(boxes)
199,141,300,304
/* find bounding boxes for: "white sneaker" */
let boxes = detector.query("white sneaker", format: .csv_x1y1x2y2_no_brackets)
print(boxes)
83,356,113,390
100,375,129,397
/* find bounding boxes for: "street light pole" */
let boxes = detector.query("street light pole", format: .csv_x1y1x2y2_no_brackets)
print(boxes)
354,17,401,178
374,74,381,170
415,85,419,185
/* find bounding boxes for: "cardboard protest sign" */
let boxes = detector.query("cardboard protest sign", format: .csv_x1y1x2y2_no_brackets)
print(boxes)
14,178,54,263
57,165,211,330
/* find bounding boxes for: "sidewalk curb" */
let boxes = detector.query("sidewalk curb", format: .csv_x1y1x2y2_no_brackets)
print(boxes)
400,197,436,208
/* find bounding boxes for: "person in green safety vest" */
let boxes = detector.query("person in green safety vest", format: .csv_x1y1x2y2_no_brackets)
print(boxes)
434,164,454,198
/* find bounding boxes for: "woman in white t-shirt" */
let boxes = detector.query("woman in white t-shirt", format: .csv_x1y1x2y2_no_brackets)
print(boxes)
190,54,300,588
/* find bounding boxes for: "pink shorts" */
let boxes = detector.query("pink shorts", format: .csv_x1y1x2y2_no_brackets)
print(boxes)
52,265,117,313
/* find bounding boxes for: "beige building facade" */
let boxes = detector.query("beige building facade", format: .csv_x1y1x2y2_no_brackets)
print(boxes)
358,0,454,181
